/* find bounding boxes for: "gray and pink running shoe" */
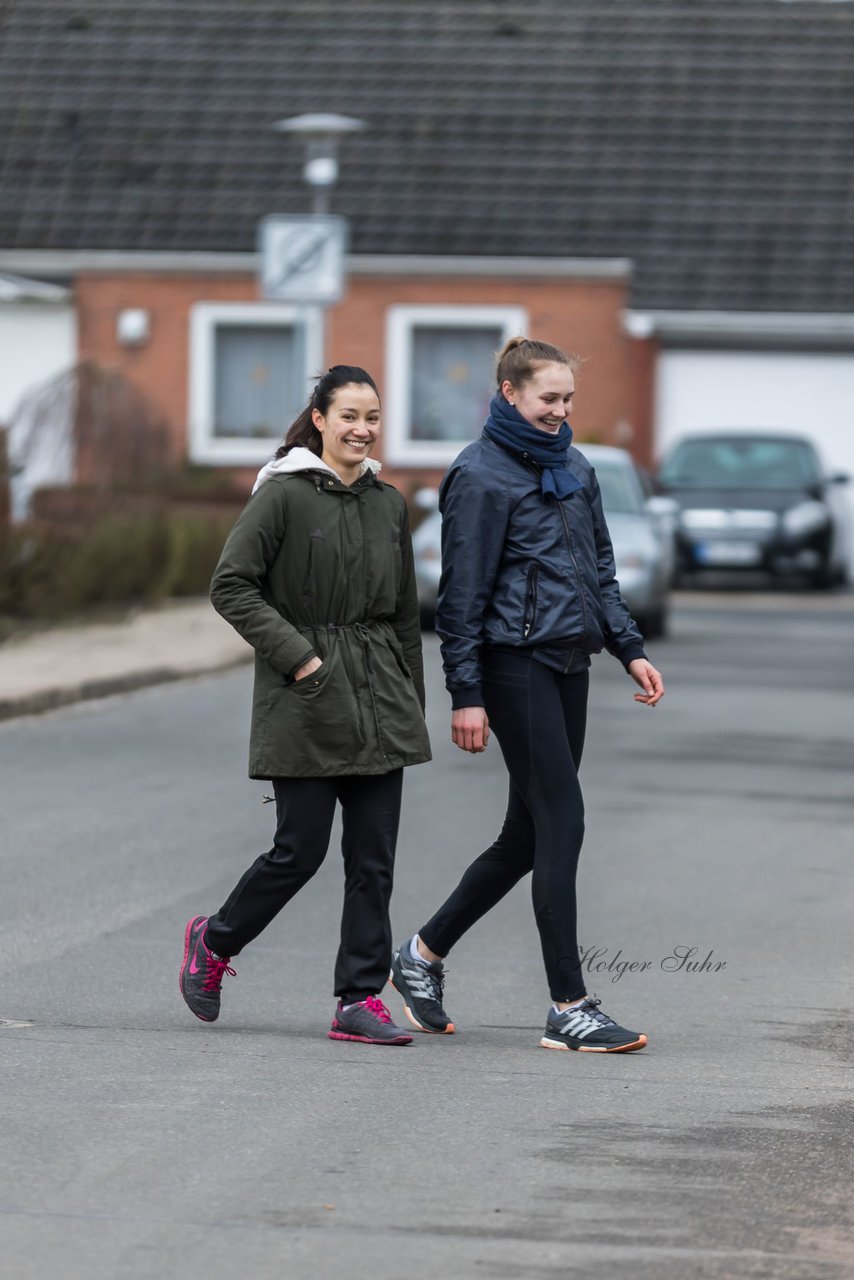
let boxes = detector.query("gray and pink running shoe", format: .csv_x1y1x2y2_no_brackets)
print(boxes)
179,915,235,1023
328,996,412,1045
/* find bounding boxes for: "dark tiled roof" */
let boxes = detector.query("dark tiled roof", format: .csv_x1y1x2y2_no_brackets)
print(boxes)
1,1,853,311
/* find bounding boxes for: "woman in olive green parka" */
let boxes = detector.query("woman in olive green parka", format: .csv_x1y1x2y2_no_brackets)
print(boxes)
179,366,430,1046
211,419,430,781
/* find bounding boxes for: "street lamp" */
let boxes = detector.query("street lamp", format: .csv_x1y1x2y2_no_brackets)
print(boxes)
273,113,365,215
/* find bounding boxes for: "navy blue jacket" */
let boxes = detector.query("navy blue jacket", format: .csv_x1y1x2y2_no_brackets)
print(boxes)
436,434,647,708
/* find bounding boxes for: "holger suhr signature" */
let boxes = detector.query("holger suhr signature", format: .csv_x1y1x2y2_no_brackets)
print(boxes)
578,945,726,983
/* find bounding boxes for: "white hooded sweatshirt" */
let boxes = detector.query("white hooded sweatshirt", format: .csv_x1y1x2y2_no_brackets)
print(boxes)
251,447,382,494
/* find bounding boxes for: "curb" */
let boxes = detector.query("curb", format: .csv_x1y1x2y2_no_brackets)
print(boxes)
0,654,253,724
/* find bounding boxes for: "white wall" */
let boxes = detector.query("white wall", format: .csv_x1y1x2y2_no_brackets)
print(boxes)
655,349,854,477
0,304,77,516
0,304,76,421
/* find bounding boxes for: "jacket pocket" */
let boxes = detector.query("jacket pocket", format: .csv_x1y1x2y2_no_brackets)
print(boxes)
300,528,326,602
390,524,403,594
387,634,413,681
289,659,332,693
522,564,540,640
263,646,363,770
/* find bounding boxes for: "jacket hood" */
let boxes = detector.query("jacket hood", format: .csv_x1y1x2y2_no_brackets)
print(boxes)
252,447,382,494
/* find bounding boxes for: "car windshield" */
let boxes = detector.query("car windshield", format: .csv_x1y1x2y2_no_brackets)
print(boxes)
660,438,821,490
594,461,645,515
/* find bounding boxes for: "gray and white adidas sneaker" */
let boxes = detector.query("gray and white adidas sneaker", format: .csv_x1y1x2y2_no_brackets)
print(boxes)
540,997,647,1053
389,942,455,1034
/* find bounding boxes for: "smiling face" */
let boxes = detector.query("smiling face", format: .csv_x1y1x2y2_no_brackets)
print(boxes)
502,361,575,434
312,382,381,483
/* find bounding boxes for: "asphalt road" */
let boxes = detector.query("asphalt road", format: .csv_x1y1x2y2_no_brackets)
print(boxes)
2,591,853,1280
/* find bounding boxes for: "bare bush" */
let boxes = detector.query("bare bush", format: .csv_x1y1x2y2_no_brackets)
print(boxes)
8,360,173,513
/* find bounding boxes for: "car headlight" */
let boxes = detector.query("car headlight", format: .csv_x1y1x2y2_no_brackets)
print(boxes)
781,501,830,537
680,508,728,530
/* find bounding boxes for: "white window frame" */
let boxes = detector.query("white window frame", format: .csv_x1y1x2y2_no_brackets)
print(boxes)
385,304,528,466
188,302,323,465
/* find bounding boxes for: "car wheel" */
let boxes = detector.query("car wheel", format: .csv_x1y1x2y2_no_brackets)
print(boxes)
809,560,846,590
637,605,667,640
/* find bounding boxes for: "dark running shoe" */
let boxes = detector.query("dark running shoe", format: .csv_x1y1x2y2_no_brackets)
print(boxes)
540,997,647,1053
179,915,235,1023
389,943,455,1034
328,996,412,1045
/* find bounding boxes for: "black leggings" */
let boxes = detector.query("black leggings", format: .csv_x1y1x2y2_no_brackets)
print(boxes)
205,770,403,1003
421,652,589,1002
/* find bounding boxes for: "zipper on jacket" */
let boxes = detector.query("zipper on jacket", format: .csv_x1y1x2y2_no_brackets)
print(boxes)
523,563,539,640
301,531,320,601
556,498,589,644
351,492,384,757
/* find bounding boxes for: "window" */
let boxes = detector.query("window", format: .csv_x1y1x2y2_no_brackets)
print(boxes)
189,303,323,464
385,305,527,465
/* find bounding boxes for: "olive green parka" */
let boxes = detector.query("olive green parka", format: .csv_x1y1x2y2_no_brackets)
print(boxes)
210,450,432,780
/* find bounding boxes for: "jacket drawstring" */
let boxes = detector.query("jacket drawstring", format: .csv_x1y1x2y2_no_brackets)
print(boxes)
353,622,388,761
314,621,388,752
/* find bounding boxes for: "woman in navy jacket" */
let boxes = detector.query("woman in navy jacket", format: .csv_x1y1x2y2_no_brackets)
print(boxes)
390,337,664,1053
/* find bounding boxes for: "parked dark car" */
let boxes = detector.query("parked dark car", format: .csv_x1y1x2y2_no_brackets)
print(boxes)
657,432,851,587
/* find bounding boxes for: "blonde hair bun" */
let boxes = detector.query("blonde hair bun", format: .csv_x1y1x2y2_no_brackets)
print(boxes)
495,336,579,389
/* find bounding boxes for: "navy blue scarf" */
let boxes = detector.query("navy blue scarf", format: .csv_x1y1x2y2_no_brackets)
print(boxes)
483,393,583,500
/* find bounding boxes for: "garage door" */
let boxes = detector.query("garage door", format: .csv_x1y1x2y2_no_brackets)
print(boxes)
654,349,854,481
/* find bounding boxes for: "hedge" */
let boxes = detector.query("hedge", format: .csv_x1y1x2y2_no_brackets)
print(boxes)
0,506,237,620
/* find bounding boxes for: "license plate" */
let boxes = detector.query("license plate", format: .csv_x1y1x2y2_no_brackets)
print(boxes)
694,540,762,567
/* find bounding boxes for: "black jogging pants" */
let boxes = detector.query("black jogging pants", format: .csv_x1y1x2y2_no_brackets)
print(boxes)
205,770,403,1003
421,651,589,1002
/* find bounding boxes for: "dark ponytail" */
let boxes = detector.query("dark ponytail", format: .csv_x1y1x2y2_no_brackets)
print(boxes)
275,365,380,459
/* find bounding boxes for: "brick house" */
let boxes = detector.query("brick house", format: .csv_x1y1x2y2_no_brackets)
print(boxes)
2,0,854,500
2,252,633,498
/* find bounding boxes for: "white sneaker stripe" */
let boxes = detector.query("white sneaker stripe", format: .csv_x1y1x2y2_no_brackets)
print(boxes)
560,1011,599,1037
573,1022,597,1039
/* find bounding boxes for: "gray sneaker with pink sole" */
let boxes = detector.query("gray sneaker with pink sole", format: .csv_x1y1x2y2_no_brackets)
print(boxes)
179,915,235,1023
328,995,412,1045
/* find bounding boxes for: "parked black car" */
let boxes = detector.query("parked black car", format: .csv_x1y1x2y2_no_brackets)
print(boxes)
657,433,851,588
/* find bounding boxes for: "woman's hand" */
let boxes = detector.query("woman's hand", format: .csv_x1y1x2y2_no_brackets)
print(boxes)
294,656,323,682
451,706,490,753
627,658,665,707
